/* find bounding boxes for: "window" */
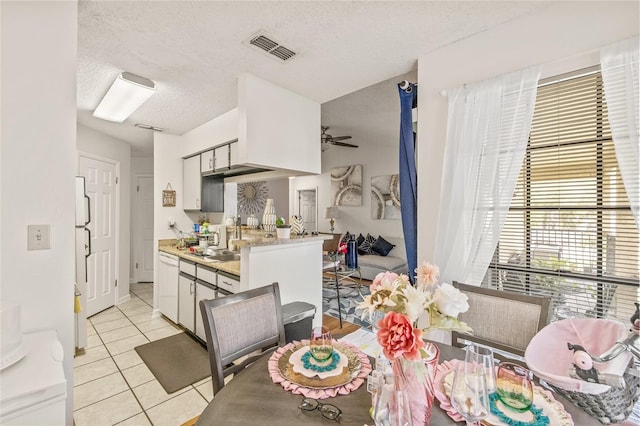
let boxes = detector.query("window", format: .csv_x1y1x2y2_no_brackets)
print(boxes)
484,69,639,323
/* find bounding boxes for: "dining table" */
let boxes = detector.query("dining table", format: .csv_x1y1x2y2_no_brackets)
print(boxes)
195,339,603,425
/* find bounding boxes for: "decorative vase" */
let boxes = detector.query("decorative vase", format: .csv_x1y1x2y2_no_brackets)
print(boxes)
247,214,259,229
262,199,277,232
374,342,440,425
290,215,305,235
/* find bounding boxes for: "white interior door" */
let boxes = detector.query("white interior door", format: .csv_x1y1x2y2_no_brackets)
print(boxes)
298,189,317,232
134,175,154,282
79,155,118,316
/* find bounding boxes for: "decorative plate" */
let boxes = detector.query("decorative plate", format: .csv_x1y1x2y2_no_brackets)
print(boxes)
277,341,362,390
289,347,349,380
434,359,574,426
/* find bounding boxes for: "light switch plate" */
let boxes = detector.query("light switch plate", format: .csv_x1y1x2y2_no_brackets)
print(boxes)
28,224,50,250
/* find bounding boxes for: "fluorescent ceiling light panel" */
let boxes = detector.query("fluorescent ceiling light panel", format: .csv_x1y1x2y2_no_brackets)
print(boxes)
93,72,156,122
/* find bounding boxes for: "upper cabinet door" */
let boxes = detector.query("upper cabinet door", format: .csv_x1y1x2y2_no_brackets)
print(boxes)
229,141,239,168
184,155,201,211
201,150,214,174
214,144,230,170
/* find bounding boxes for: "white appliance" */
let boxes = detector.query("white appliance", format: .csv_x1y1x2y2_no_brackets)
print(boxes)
75,176,91,350
0,330,66,425
158,252,179,323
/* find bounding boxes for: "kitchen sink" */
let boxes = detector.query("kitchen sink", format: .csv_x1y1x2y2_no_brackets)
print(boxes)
204,253,241,262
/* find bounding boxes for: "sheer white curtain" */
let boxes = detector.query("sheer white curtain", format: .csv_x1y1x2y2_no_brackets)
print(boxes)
601,36,640,228
434,67,540,285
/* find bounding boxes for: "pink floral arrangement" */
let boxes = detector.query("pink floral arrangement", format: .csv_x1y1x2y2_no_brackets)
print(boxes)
358,261,472,362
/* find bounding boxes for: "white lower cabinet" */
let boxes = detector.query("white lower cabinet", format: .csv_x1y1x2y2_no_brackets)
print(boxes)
195,281,216,341
178,272,196,332
217,271,240,293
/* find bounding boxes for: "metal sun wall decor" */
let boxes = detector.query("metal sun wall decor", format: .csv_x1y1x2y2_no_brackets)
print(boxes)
237,181,268,215
330,164,362,206
371,174,401,220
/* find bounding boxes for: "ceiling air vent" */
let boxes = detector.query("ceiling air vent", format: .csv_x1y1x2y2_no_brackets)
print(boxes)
245,32,296,63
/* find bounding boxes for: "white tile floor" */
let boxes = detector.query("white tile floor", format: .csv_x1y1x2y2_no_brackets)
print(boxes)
73,283,212,426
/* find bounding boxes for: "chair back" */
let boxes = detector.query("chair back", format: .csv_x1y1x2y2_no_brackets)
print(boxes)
452,281,551,358
199,282,286,394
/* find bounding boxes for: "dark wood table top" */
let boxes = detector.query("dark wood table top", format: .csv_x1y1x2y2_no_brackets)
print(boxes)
195,341,601,425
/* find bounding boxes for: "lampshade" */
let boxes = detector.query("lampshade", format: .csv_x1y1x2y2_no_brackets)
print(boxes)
325,206,340,219
93,72,156,123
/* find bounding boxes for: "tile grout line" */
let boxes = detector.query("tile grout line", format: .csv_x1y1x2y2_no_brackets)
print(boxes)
74,287,153,425
75,284,207,425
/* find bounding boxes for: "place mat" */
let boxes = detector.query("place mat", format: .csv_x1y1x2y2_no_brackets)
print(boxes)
268,339,371,399
434,359,574,426
135,333,210,394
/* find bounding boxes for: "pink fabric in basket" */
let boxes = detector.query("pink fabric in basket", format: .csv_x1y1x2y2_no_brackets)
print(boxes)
525,318,632,394
268,339,372,399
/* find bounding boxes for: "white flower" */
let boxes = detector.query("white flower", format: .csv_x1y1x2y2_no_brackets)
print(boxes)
401,284,429,324
432,282,469,317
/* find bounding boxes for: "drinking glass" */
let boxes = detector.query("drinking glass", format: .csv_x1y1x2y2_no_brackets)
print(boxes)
450,360,491,426
309,326,333,362
465,344,497,392
496,362,534,411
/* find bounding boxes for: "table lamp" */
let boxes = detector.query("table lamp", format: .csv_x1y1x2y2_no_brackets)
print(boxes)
325,206,340,233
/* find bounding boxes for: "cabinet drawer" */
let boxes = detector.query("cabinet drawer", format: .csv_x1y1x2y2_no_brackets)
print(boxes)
179,260,196,276
217,272,240,294
196,264,216,285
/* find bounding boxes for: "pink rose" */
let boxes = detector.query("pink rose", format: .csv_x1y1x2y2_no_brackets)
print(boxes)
377,311,425,361
371,271,399,292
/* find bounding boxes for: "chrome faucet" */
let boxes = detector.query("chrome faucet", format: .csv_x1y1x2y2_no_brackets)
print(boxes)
234,216,242,240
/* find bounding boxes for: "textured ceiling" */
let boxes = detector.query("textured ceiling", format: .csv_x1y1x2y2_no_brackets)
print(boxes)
77,0,547,156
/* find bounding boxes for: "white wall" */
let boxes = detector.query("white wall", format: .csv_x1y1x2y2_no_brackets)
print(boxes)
1,2,77,423
416,1,639,271
290,70,417,240
77,124,131,302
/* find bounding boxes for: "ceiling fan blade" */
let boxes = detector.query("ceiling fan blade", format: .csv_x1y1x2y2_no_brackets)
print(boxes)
331,140,358,148
330,135,352,141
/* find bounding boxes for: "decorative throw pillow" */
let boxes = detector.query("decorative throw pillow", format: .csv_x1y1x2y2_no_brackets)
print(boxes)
340,231,352,246
356,233,365,247
371,236,395,256
358,233,376,255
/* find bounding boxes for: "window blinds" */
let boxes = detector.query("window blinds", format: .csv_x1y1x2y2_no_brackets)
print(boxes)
484,70,639,322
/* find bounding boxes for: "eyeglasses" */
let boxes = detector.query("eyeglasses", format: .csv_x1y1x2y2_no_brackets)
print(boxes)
298,397,342,421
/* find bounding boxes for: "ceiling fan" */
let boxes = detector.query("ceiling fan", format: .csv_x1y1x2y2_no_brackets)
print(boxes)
321,126,358,150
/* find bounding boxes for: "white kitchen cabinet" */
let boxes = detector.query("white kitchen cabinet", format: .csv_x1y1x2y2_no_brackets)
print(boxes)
178,272,195,332
217,271,240,294
201,150,214,174
229,141,239,168
183,155,201,210
195,281,216,341
214,144,230,170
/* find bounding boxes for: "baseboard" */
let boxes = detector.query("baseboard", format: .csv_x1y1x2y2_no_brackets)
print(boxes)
118,293,131,305
151,308,162,319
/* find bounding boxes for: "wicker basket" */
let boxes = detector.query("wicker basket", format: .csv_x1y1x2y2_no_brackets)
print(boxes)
548,364,639,424
525,318,640,424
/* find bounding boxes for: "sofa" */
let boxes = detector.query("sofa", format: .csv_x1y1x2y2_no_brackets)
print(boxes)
339,233,408,281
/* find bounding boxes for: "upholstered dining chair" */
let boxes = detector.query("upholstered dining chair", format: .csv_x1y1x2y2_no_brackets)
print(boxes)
451,281,551,359
199,282,286,394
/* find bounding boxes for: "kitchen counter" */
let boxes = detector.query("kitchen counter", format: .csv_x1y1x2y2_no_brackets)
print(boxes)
158,241,240,276
229,233,331,249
